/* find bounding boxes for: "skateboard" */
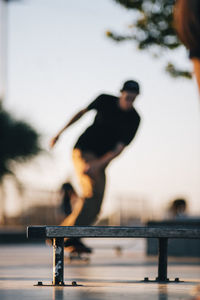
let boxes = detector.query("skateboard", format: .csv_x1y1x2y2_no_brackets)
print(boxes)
46,238,91,263
64,243,92,263
64,250,91,263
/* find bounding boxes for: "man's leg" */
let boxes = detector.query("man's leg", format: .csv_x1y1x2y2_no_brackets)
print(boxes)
72,149,106,226
60,149,106,252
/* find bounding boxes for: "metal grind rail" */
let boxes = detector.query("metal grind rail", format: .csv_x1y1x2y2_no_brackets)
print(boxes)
27,225,200,286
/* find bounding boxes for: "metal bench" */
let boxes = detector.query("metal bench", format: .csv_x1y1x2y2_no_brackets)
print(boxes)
27,225,200,286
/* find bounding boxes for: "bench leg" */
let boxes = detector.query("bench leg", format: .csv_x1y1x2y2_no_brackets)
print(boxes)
53,238,64,285
157,238,168,282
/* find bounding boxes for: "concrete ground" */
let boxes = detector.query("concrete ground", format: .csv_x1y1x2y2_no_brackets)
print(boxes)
0,238,200,300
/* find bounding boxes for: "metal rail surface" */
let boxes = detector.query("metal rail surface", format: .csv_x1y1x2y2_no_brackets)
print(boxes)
27,225,200,286
27,225,200,239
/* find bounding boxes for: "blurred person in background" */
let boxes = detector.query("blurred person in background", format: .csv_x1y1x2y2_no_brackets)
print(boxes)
167,198,188,219
174,0,200,92
50,80,141,253
60,182,74,217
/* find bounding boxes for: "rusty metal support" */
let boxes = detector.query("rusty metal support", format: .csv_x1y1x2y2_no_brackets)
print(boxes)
53,238,64,285
157,238,168,282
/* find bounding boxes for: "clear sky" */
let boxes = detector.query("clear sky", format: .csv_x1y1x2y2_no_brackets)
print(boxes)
3,0,200,217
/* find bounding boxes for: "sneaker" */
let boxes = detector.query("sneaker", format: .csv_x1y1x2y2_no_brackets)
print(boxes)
75,239,92,253
64,238,92,254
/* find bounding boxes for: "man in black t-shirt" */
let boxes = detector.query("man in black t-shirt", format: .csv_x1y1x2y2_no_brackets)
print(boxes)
50,80,141,253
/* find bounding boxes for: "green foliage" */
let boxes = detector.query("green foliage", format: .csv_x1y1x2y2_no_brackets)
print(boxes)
108,0,191,78
165,63,192,79
0,108,41,180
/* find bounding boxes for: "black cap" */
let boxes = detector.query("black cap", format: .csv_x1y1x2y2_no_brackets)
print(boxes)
121,80,140,94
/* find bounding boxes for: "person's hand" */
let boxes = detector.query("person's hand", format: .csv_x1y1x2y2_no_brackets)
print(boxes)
113,143,124,156
49,135,60,149
84,161,100,177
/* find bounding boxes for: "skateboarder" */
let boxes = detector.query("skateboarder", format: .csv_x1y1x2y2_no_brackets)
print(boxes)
50,80,141,253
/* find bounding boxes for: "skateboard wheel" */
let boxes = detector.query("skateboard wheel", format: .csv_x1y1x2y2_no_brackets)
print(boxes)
72,281,77,286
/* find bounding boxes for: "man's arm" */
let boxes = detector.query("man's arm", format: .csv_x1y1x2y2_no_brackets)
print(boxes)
84,143,125,176
50,108,88,148
98,143,125,168
192,58,200,93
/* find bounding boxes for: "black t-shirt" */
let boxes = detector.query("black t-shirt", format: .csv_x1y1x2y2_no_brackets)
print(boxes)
74,94,140,157
189,49,200,59
188,3,200,59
